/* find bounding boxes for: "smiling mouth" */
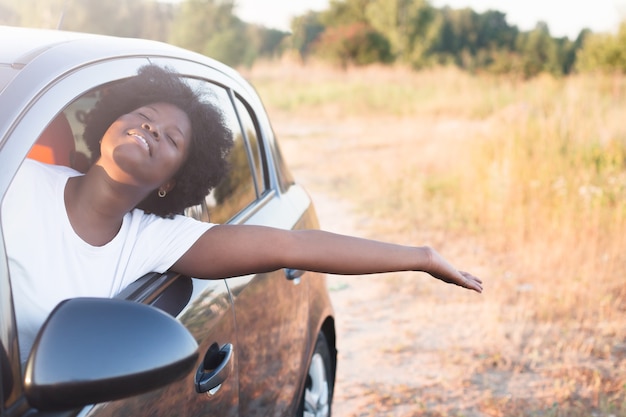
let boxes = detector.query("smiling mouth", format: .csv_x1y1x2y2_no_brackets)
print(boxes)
128,132,151,155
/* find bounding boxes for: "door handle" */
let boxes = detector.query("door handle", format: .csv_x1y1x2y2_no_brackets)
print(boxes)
195,343,233,395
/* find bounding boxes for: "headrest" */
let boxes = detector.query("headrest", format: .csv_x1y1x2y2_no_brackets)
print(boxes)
28,113,89,172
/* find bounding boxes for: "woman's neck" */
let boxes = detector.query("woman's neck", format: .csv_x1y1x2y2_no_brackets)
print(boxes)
63,167,148,246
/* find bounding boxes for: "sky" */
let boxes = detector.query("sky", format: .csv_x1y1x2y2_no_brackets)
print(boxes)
235,0,626,39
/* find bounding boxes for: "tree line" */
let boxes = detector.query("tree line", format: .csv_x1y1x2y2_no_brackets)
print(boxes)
1,0,624,77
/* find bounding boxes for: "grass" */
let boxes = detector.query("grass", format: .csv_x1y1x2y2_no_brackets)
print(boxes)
243,59,626,416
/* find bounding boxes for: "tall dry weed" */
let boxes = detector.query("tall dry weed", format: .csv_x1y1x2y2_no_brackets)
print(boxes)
244,61,626,414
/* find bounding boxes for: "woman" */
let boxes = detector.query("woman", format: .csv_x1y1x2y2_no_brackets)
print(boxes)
3,65,481,359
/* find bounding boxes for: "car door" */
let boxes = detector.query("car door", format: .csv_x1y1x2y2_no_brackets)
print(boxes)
84,275,238,417
225,94,310,416
0,58,240,416
161,58,312,415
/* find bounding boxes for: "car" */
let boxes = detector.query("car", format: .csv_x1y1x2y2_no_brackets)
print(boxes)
0,25,336,417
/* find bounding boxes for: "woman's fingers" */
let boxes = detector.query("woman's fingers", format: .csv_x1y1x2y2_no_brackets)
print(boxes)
459,271,483,293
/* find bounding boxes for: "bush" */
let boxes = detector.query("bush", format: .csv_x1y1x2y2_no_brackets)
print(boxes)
313,22,392,68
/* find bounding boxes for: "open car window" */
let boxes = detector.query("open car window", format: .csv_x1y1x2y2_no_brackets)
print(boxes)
27,75,263,226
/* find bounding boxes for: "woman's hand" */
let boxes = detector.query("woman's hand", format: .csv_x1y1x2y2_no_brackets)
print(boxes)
422,246,483,293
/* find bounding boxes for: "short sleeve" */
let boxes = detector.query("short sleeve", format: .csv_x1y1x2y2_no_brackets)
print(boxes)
126,212,215,276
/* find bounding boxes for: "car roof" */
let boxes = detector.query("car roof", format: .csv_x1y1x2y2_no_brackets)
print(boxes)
0,25,241,93
0,26,95,65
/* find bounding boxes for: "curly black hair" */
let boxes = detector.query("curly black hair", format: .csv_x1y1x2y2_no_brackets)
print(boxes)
83,64,233,217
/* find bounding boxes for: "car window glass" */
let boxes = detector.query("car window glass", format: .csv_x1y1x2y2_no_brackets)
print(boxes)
274,142,295,192
184,82,257,224
235,96,267,196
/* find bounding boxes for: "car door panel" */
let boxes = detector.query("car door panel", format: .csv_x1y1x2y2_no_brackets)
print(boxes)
220,90,312,415
224,165,311,416
83,278,239,417
230,269,308,416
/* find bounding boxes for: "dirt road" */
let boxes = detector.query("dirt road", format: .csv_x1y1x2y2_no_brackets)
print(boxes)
278,120,494,417
302,187,493,417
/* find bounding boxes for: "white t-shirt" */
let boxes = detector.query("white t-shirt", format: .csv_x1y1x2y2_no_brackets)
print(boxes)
1,159,214,359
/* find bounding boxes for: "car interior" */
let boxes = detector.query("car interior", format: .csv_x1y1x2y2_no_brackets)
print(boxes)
27,111,89,172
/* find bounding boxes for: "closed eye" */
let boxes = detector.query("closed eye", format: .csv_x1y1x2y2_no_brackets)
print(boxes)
167,134,178,148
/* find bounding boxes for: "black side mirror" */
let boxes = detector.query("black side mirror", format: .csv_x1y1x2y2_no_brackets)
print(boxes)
24,298,198,411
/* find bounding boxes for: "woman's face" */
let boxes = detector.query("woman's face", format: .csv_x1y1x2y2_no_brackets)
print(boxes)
98,102,192,191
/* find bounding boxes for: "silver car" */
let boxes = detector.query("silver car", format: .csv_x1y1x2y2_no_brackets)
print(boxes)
0,25,335,417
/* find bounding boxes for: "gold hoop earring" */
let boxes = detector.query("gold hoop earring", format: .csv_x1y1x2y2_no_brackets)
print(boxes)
158,189,167,198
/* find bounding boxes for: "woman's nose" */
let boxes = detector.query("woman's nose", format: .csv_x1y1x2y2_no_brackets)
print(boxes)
142,122,159,139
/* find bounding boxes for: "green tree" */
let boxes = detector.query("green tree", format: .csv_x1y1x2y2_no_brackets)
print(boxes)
320,0,369,26
0,0,173,40
247,25,289,59
314,22,392,67
576,23,626,73
365,0,439,68
476,9,517,50
430,7,518,71
516,21,561,78
169,0,253,67
554,35,580,75
132,1,175,42
290,10,326,61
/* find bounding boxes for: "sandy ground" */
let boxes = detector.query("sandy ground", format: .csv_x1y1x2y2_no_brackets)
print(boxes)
274,112,626,416
277,119,496,417
301,184,493,417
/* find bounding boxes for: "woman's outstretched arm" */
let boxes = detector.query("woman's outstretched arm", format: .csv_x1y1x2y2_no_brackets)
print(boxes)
172,224,482,293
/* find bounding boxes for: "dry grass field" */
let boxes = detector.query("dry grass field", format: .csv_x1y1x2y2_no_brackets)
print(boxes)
242,60,626,416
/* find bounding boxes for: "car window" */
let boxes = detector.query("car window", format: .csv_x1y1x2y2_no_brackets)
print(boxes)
234,96,267,197
32,76,259,225
184,82,258,224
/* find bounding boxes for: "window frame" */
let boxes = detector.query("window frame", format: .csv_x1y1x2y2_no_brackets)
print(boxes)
232,92,269,198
